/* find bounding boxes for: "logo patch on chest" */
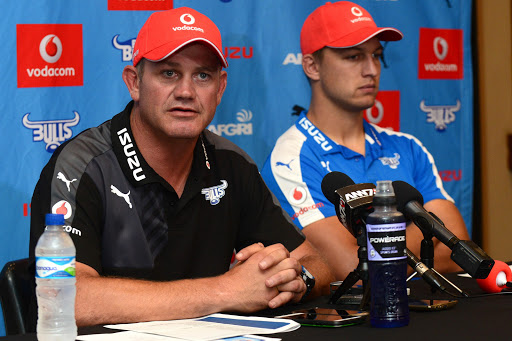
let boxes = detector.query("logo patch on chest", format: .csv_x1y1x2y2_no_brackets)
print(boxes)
201,180,228,205
378,153,401,169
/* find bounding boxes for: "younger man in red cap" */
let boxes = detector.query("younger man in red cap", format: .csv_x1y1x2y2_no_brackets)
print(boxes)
30,7,333,326
261,1,470,280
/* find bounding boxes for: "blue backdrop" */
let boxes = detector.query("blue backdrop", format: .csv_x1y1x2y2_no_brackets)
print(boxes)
0,0,473,335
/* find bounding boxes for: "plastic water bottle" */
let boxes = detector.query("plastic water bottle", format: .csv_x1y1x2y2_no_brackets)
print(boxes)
35,213,77,341
366,180,409,328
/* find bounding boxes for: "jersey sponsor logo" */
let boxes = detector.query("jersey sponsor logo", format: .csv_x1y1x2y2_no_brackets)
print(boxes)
282,53,302,65
22,111,80,153
275,159,294,171
57,172,77,192
207,109,253,136
52,200,72,219
117,127,147,182
364,91,400,131
112,35,136,62
378,153,401,169
291,202,324,220
201,180,228,205
110,185,133,209
17,24,83,88
418,28,463,79
108,0,173,10
298,117,333,152
288,186,307,205
419,100,460,131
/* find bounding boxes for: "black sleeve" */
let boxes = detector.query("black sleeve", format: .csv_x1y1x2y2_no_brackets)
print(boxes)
237,162,305,252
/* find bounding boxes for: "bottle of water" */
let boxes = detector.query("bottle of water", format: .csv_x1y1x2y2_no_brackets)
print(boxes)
366,180,409,328
35,213,77,341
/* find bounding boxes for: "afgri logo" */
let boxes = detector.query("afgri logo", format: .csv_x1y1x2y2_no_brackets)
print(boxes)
364,91,400,131
108,0,173,10
17,24,83,88
418,28,463,79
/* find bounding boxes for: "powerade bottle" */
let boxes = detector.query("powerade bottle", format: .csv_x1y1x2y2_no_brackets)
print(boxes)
35,213,77,341
366,181,409,328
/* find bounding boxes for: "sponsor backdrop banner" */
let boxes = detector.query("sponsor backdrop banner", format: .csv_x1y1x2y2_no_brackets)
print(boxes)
0,0,472,334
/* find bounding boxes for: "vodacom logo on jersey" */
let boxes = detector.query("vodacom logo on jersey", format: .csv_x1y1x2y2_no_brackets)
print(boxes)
17,24,83,88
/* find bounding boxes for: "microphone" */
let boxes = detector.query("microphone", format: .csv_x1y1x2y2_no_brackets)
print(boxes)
320,172,448,294
476,260,512,293
320,171,375,237
392,180,494,279
406,248,446,292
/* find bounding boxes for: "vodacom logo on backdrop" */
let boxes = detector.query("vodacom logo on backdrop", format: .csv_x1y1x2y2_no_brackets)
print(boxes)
108,0,172,10
364,91,400,131
418,28,463,79
17,24,83,88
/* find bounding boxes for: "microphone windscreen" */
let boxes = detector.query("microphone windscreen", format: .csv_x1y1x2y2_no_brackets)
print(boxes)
476,260,512,293
321,171,355,204
392,180,425,211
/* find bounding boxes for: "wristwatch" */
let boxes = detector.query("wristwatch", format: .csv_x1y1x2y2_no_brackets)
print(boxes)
300,265,316,302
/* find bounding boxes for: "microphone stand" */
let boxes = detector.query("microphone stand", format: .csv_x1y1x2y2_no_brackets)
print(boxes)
413,217,469,296
329,225,370,310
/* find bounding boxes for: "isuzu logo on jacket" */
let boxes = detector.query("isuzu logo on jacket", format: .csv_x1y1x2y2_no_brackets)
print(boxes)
117,127,146,181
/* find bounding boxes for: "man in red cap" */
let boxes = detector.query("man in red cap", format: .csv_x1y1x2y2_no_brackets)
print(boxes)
30,7,333,326
262,1,470,280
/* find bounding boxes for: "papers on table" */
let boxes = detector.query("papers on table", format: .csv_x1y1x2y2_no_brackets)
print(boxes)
77,313,299,341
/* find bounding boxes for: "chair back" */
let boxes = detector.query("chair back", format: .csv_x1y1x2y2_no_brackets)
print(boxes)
0,258,37,335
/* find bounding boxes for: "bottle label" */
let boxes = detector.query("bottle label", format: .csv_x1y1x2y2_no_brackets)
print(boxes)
35,256,76,278
366,222,406,261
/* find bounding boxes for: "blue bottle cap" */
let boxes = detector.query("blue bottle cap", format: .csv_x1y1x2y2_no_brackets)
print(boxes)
45,213,65,225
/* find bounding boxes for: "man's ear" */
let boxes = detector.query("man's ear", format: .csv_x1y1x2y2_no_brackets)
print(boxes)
216,70,228,105
122,65,140,101
302,54,320,81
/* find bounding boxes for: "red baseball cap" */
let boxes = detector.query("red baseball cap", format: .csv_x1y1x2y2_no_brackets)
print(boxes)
300,1,403,55
133,7,228,68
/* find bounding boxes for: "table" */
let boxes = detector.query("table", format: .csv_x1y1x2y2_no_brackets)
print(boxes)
2,272,510,340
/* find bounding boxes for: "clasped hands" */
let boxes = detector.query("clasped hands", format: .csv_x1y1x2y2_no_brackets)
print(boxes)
224,242,306,312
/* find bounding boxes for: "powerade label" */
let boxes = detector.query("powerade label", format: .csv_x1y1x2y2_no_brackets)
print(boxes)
367,223,406,261
36,256,76,278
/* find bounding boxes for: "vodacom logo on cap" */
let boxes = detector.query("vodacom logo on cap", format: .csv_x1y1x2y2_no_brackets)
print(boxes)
39,35,63,63
351,6,363,16
180,13,195,25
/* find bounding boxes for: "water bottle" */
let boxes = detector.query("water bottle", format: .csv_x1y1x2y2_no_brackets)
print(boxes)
35,213,77,341
366,180,409,328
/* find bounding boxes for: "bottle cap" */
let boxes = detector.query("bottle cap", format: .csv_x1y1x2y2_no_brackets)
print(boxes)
45,213,65,225
375,180,395,197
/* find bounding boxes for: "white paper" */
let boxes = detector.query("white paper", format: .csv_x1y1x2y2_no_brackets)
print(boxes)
104,313,299,341
77,331,281,341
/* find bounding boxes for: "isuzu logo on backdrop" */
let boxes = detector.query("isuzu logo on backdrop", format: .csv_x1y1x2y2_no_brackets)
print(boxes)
17,24,83,88
418,28,463,79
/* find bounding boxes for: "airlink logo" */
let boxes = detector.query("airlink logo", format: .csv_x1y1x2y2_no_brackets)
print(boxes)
22,111,80,152
207,109,253,136
117,127,146,181
17,24,83,88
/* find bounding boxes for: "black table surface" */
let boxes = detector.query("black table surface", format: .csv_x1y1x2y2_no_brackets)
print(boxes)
2,272,511,340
